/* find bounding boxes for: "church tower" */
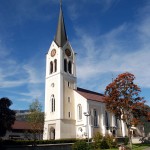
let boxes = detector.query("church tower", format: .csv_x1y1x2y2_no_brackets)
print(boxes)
43,2,77,140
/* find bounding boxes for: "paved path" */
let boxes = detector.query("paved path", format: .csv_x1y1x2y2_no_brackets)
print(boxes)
144,147,150,150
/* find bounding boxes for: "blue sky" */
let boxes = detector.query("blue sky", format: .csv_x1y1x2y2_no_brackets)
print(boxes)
0,0,150,110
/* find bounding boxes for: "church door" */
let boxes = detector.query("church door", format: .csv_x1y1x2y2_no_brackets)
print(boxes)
50,127,55,140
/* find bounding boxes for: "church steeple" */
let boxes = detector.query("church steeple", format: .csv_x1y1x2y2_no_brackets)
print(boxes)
44,0,77,140
54,1,67,47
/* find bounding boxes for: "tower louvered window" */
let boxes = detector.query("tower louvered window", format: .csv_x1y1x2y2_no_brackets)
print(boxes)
64,59,67,72
68,61,72,74
50,61,53,74
54,59,57,72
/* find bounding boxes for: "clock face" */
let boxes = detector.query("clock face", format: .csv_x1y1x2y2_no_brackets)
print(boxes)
51,49,56,57
65,49,71,57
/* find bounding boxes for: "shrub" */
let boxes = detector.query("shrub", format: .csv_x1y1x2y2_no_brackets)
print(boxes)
124,136,129,145
100,138,109,149
1,138,78,146
117,137,129,146
92,132,117,149
104,134,114,149
93,132,103,149
72,140,89,150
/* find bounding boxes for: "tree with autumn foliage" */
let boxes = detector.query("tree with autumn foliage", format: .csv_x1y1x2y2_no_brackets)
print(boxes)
104,72,148,148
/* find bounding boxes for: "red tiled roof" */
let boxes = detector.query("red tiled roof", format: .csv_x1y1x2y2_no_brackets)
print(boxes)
11,121,31,130
75,87,104,103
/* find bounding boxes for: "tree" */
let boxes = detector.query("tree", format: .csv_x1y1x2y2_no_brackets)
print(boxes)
104,72,148,148
0,97,16,138
27,99,44,141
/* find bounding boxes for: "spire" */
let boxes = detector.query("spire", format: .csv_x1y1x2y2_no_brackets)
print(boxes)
54,1,68,47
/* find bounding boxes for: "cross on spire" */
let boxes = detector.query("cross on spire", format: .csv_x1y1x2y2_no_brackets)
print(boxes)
60,0,62,7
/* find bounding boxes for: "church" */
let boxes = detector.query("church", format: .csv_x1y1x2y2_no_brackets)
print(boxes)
43,2,143,140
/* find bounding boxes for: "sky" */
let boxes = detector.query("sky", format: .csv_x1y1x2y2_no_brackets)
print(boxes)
0,0,150,110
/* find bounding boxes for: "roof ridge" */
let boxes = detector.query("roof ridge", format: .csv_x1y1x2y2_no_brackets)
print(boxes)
77,87,104,96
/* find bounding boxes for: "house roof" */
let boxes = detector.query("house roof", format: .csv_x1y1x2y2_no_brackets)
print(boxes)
75,87,104,103
11,121,31,130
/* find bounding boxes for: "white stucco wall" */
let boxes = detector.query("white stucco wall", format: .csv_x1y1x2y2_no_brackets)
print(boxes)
43,40,77,140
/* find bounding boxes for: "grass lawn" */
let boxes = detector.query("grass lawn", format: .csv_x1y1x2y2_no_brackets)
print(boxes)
132,144,150,150
103,144,150,150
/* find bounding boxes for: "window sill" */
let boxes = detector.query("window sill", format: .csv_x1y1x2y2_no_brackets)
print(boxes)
77,119,82,122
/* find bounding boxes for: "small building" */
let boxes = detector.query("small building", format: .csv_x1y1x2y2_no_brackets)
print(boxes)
4,121,32,140
3,110,43,140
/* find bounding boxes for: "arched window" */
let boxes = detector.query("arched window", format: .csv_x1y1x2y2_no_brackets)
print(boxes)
51,95,55,112
50,127,55,140
50,61,53,74
94,109,98,127
64,59,67,72
105,111,109,130
54,59,57,72
77,104,82,120
68,61,72,74
115,116,118,127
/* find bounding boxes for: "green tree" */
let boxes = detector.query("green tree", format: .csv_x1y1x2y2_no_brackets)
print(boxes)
0,97,16,137
27,99,44,141
104,72,148,148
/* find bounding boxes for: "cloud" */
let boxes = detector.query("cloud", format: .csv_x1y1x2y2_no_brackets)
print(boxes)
0,38,45,107
23,65,44,84
96,0,120,12
66,0,119,21
1,0,150,108
73,2,150,90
